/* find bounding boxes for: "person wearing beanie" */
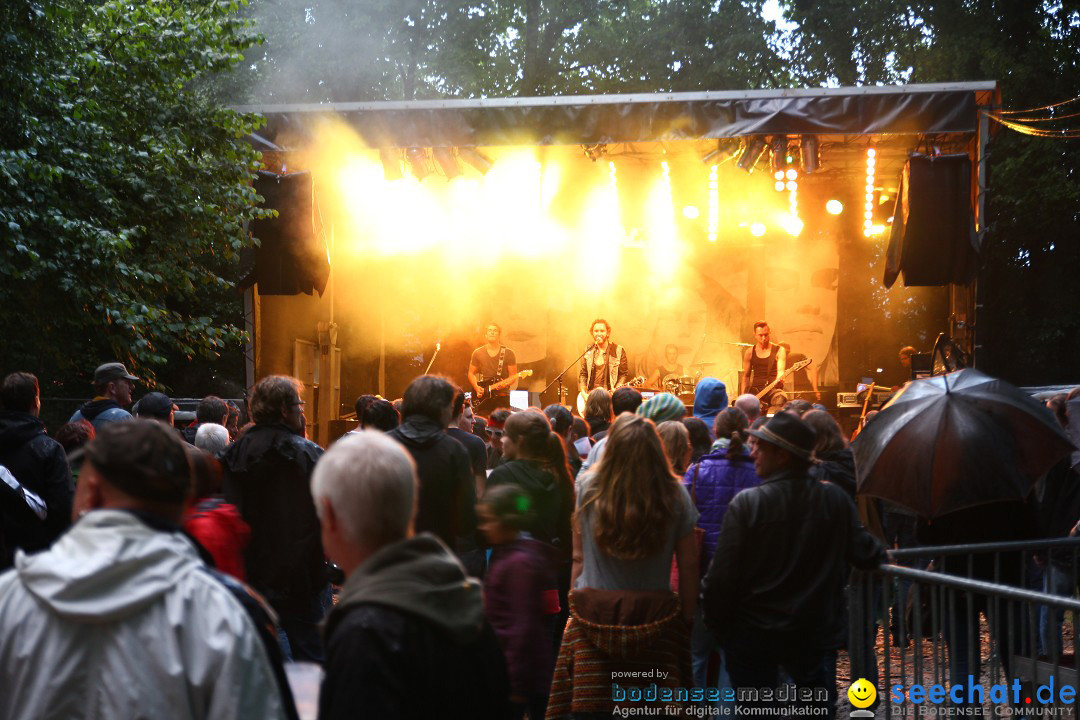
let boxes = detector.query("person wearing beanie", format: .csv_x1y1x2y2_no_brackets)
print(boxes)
638,392,687,424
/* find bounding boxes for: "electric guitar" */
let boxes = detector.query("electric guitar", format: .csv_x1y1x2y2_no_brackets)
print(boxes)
475,369,533,400
576,376,645,416
751,358,813,402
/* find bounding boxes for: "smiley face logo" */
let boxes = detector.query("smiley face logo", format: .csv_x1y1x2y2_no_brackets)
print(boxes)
847,678,877,709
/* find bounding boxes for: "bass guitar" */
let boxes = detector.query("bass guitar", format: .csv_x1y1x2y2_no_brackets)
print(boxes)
749,358,812,410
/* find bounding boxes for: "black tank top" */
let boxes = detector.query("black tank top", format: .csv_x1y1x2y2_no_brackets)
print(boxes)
749,345,778,390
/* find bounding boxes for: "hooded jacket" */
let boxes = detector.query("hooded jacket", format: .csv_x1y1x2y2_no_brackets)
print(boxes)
692,378,729,431
0,510,287,720
487,459,572,559
221,423,326,615
0,411,73,569
387,416,475,553
319,534,510,720
68,398,132,431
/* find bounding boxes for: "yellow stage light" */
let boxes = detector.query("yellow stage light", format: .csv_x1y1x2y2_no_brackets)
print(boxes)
750,222,767,237
683,205,700,219
826,200,844,215
786,180,797,192
781,215,804,236
774,181,785,192
785,169,798,181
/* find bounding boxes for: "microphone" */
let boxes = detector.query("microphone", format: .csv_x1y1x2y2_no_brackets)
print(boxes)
436,341,441,352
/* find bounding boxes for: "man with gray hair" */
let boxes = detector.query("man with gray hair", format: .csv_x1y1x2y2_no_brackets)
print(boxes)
194,423,230,456
312,431,509,719
734,393,761,423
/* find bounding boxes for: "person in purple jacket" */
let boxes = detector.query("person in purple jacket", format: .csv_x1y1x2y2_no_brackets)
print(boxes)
683,407,759,693
478,483,559,720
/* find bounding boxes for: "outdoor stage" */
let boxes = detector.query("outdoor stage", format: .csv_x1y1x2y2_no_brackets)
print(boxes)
235,83,998,444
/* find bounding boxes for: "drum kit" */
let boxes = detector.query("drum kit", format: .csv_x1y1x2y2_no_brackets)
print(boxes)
640,362,715,397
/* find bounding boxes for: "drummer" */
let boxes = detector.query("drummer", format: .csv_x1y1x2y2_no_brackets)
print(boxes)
645,344,684,389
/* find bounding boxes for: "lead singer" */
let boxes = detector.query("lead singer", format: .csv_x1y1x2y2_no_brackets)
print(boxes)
578,319,629,393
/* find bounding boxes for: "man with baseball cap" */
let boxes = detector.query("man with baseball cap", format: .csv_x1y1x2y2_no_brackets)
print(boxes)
68,362,138,432
701,412,884,717
135,391,178,427
0,420,290,719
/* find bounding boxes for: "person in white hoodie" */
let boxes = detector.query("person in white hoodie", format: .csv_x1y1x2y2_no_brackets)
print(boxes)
0,419,289,720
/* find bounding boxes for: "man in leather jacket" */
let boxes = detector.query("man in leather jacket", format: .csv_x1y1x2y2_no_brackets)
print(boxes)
222,375,328,662
701,412,884,716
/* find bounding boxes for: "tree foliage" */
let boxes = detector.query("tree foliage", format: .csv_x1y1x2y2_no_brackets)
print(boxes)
227,0,782,102
780,0,1080,384
0,0,268,392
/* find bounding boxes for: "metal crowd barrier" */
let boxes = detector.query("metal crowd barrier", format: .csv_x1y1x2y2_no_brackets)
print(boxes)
848,538,1080,714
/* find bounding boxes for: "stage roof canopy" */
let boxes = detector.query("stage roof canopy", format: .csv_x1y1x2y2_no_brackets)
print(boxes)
235,82,1000,149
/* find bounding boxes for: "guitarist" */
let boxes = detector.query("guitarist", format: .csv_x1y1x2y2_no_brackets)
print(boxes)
577,318,629,395
741,321,788,411
468,323,518,415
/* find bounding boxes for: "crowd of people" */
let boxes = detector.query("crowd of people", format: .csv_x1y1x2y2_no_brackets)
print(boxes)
0,362,1077,719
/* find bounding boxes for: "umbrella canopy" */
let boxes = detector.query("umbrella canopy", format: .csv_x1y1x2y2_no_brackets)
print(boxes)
853,368,1075,519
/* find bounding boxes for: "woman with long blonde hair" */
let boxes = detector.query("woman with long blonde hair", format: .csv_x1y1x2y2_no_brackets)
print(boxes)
549,414,698,718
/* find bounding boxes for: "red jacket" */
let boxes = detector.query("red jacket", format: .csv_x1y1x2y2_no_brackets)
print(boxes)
184,497,250,580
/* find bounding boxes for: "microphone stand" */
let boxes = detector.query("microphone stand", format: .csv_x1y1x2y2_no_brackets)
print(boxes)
543,344,594,407
424,343,441,375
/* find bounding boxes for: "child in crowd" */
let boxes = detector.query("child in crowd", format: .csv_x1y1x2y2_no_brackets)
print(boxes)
478,484,558,720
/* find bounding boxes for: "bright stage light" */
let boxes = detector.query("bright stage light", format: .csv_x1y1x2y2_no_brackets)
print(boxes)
737,138,767,173
785,169,798,181
708,165,719,242
826,199,844,215
459,147,493,175
781,215,803,236
785,180,797,192
774,170,785,181
774,180,785,192
432,147,461,179
770,137,788,175
864,147,876,236
646,160,678,279
750,222,767,237
683,205,700,219
406,147,433,180
800,136,820,174
379,147,403,181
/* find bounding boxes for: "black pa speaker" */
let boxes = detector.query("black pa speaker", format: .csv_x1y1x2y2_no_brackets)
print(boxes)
244,171,330,296
884,154,978,288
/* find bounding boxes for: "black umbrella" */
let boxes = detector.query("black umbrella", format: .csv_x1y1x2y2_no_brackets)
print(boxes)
853,368,1075,519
